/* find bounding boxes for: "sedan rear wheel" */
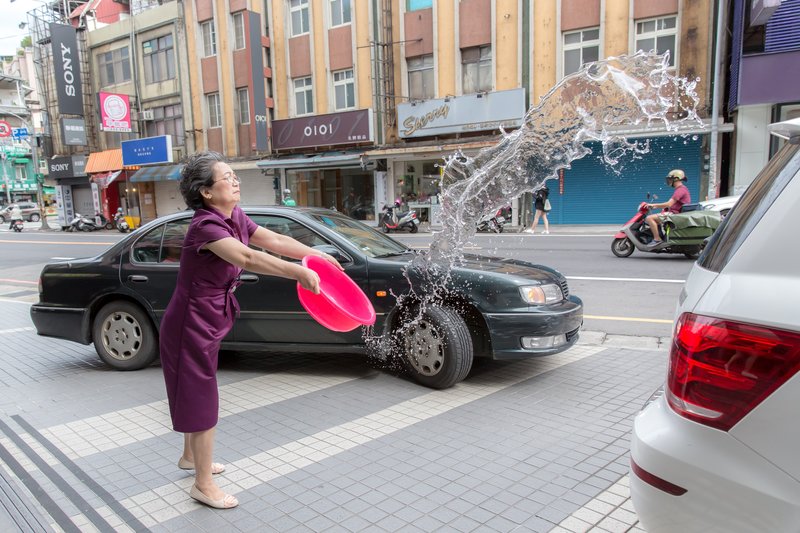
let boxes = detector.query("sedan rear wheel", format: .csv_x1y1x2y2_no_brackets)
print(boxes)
93,301,157,370
29,213,40,222
401,306,473,389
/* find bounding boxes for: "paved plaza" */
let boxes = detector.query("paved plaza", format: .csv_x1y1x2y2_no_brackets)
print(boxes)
0,291,661,532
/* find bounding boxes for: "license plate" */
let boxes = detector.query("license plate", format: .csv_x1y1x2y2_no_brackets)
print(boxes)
496,217,505,224
412,219,420,225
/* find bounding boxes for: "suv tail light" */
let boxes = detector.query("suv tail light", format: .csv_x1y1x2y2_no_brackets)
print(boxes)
667,313,800,431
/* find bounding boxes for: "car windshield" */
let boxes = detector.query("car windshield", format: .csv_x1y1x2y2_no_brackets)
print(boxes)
311,213,410,258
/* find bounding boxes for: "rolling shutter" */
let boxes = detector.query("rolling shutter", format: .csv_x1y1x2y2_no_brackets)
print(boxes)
545,136,703,224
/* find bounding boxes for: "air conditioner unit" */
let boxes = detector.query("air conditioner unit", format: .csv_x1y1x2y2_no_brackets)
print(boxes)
38,159,47,172
141,109,154,120
750,0,782,26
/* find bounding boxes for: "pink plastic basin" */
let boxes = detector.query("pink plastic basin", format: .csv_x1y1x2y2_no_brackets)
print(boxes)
297,255,376,332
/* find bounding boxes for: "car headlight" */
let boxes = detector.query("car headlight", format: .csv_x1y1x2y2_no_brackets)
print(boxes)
519,284,563,305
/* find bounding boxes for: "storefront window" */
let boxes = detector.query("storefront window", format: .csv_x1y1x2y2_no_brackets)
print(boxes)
393,160,442,223
286,168,375,221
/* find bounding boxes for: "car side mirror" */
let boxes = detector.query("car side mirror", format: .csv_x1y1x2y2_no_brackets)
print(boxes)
313,244,351,264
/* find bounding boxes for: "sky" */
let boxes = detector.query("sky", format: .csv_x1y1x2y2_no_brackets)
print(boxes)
0,0,36,57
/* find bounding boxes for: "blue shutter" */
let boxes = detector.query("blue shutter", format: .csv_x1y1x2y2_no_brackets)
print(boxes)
765,0,800,53
546,136,703,225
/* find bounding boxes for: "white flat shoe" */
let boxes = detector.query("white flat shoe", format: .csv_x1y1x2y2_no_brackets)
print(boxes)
178,457,225,474
190,484,238,509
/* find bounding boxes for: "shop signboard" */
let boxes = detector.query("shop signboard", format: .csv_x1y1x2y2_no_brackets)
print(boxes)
272,109,373,150
61,117,87,145
99,92,132,132
121,135,173,166
396,88,526,139
50,23,84,116
248,11,268,151
49,154,87,179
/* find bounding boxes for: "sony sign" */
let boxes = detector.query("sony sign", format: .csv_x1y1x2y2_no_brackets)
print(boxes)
50,23,85,116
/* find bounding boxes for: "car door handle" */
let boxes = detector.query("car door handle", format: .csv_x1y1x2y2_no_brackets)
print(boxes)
127,275,149,283
239,274,259,284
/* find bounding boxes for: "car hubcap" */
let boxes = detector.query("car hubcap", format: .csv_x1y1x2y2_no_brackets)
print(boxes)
405,319,445,376
100,311,142,361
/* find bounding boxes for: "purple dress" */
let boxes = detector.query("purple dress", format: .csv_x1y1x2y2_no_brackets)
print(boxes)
160,205,258,433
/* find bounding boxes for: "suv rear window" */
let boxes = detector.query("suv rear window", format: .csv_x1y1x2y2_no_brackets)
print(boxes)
698,143,800,272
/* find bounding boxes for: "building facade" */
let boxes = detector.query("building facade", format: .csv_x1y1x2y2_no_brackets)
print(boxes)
726,0,800,196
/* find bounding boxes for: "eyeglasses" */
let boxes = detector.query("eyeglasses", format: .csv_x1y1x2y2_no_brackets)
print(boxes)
214,172,241,185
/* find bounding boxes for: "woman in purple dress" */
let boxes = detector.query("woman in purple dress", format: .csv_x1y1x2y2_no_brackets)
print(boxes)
161,151,340,509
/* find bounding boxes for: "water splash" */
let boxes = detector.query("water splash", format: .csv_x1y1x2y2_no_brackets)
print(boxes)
371,51,702,361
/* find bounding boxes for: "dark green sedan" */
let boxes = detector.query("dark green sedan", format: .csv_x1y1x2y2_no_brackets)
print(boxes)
30,207,583,389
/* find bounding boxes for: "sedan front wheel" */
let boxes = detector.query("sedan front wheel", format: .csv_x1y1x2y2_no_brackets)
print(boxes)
93,301,158,370
401,306,473,389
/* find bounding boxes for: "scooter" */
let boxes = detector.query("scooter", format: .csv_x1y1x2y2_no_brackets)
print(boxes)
114,212,130,233
67,213,98,232
611,197,720,260
95,212,114,230
476,207,506,233
381,202,419,233
10,219,23,232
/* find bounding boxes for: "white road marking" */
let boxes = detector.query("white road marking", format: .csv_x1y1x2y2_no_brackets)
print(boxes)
0,327,35,334
567,276,685,284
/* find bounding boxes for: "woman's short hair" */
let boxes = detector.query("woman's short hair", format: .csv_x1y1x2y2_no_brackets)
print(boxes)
179,151,226,210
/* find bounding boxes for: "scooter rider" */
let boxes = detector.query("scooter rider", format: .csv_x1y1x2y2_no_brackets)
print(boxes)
8,205,22,230
644,169,691,248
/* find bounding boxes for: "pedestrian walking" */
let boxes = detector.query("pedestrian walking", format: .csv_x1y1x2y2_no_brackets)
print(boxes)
160,151,341,509
524,185,551,234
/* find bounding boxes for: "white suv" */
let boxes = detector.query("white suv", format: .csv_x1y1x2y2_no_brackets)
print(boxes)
630,118,800,532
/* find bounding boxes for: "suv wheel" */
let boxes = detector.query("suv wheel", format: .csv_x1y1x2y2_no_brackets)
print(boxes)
401,306,473,389
93,301,158,370
0,215,5,224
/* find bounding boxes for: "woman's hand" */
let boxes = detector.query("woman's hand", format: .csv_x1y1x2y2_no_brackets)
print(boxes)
296,267,321,294
318,252,344,271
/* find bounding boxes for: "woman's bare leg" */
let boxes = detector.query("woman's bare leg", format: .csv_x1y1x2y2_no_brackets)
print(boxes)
181,433,192,462
530,210,542,231
188,428,226,498
543,212,550,232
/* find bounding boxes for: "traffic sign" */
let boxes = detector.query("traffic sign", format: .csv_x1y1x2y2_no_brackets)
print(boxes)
12,127,29,139
0,120,11,137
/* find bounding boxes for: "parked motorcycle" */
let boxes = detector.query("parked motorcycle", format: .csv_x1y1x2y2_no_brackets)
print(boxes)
381,201,419,233
611,196,720,259
95,212,114,230
10,219,23,232
476,207,506,233
114,212,130,233
67,213,98,232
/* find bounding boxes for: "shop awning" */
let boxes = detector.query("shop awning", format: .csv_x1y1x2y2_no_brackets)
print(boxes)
85,149,123,174
256,151,369,170
130,164,183,182
92,170,123,188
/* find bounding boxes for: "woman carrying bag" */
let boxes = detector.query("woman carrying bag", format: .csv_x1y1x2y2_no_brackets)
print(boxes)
524,185,551,234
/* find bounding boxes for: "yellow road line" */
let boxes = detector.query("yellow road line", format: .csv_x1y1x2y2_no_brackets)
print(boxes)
584,314,674,324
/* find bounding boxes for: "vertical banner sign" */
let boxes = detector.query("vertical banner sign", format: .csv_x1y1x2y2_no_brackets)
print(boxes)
248,11,268,151
55,184,74,228
98,92,132,132
50,24,84,116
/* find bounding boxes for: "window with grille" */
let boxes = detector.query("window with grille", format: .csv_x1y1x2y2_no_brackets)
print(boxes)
237,88,250,124
408,54,433,100
635,16,677,67
333,69,355,110
97,47,131,87
461,45,492,94
293,76,313,115
207,93,221,127
144,104,185,146
233,12,246,50
330,0,351,26
202,21,217,57
290,0,310,36
563,28,600,76
143,35,175,83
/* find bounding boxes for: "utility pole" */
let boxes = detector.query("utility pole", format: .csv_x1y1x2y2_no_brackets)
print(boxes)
1,150,10,204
